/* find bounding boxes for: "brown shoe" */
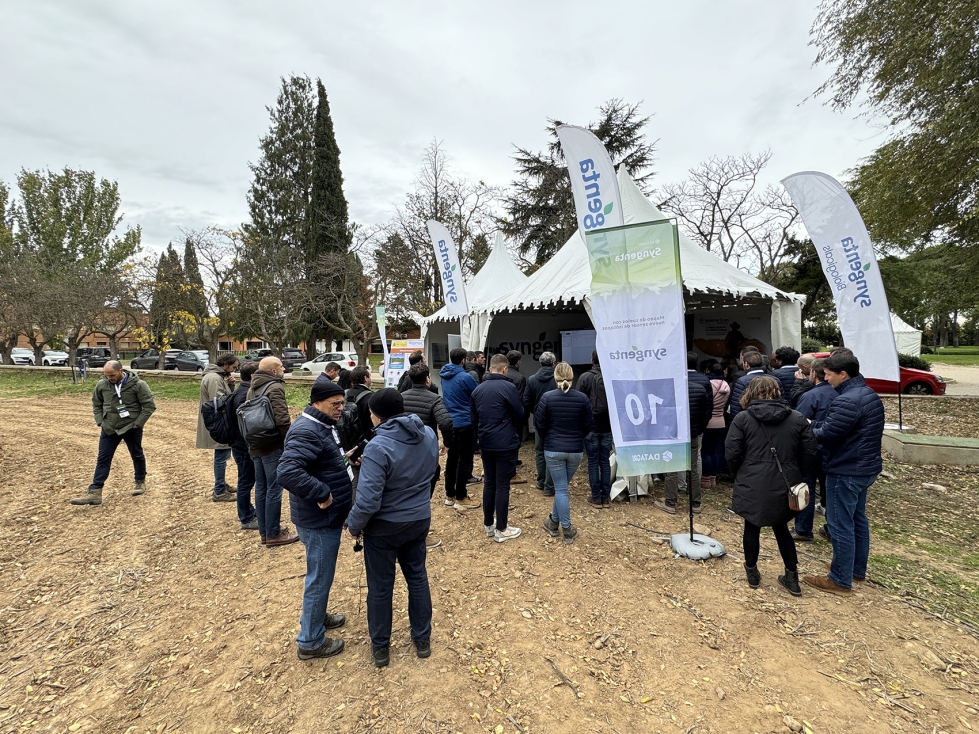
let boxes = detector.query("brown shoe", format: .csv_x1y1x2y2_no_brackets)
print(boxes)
265,530,299,547
802,575,851,596
823,561,865,583
258,536,267,546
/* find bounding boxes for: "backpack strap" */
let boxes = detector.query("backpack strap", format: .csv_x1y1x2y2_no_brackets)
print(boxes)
749,414,793,493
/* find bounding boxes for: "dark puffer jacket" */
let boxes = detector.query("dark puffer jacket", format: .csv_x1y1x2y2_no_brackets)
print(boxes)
523,365,556,416
506,365,528,402
812,375,885,476
772,366,799,401
228,379,252,452
576,365,610,432
687,370,714,408
471,373,524,452
402,386,453,445
725,399,819,527
277,405,354,530
687,381,712,439
534,388,594,453
728,369,767,418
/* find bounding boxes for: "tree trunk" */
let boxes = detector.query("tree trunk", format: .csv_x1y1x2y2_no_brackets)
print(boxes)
952,310,960,347
108,335,119,360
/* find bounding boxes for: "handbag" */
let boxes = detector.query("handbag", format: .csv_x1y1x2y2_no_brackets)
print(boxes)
752,417,810,512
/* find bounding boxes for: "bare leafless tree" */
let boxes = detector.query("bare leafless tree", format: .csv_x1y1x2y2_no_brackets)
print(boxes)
658,151,799,280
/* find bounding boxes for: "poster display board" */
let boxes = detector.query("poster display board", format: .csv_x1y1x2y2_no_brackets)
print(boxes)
691,308,771,363
386,339,425,388
584,220,690,477
561,330,597,365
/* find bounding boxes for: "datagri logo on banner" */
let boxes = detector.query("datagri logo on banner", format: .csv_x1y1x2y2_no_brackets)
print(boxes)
426,220,469,316
555,125,624,238
781,172,899,382
584,220,691,477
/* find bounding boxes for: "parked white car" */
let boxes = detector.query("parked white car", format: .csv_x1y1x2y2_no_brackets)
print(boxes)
42,350,69,366
300,352,359,374
10,348,36,366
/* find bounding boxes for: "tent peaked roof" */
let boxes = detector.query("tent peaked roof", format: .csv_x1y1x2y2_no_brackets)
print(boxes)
422,232,527,323
480,169,803,313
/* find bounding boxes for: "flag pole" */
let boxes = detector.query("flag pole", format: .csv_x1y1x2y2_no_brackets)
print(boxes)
898,389,903,431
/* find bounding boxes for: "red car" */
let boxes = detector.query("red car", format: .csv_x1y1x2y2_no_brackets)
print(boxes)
813,353,946,395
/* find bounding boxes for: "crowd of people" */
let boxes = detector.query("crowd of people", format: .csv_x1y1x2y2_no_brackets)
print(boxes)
70,339,885,664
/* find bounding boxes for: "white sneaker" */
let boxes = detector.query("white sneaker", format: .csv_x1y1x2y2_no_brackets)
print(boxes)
484,524,495,538
444,498,455,506
494,526,521,543
815,503,826,516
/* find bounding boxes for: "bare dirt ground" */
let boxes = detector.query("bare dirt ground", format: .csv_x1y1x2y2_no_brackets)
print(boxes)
1,395,978,734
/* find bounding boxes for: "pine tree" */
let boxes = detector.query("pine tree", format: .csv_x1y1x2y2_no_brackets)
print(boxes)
182,237,208,319
502,99,656,266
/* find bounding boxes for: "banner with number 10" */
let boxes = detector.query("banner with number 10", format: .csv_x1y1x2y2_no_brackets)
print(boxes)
584,220,690,477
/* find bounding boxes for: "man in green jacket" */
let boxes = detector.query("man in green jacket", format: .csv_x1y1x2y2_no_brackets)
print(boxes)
72,361,157,506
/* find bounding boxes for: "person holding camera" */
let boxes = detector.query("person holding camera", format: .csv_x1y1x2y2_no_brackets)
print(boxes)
277,380,354,661
346,389,439,668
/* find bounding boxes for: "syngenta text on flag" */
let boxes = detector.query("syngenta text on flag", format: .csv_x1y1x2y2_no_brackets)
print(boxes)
426,221,469,316
781,172,899,382
585,221,691,476
555,125,625,234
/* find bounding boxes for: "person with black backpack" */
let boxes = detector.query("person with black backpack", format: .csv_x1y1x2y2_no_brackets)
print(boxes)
244,357,298,547
335,366,374,490
577,351,613,508
228,362,259,531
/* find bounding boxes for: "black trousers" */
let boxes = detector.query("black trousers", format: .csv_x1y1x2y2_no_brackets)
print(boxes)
90,428,146,489
444,425,475,500
363,518,432,649
743,521,797,571
481,449,518,531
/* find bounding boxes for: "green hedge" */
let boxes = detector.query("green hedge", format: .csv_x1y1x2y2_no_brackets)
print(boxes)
898,353,931,371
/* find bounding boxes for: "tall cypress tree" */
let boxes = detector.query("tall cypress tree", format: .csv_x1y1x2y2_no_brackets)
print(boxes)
183,237,208,320
309,79,351,351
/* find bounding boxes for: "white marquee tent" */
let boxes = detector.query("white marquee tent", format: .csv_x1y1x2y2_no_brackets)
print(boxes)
891,312,923,357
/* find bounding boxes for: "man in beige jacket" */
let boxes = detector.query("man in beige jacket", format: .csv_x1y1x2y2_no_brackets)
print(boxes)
197,353,239,502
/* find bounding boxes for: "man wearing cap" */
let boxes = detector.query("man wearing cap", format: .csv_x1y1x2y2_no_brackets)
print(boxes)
347,389,439,668
278,379,355,660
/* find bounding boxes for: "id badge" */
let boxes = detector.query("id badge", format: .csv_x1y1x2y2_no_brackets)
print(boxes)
116,403,130,418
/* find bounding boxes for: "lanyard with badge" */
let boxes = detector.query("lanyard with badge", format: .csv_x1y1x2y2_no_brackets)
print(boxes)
114,379,130,419
331,427,355,481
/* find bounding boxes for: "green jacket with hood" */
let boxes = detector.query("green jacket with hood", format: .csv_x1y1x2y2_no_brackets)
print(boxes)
92,369,157,435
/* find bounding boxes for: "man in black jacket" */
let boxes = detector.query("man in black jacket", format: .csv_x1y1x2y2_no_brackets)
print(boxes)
277,379,353,661
402,363,453,497
770,346,801,400
686,351,714,406
790,354,815,407
345,366,375,440
655,379,712,515
229,361,259,530
577,352,613,507
524,352,557,495
471,355,525,542
505,350,528,402
397,350,438,394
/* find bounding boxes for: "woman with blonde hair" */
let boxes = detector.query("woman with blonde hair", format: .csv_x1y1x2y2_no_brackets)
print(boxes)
725,376,818,596
534,362,594,544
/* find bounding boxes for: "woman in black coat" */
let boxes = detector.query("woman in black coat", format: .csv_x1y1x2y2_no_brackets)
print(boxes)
725,376,818,596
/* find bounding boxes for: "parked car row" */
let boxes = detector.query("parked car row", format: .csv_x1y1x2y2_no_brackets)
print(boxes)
130,349,182,370
299,351,359,374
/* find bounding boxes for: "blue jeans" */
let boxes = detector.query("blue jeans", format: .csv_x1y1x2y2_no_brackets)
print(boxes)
90,427,146,489
583,432,613,501
794,470,826,536
253,449,283,539
232,445,256,525
212,448,231,496
546,451,583,528
701,427,726,477
363,518,432,649
826,473,876,589
534,431,554,493
295,525,343,651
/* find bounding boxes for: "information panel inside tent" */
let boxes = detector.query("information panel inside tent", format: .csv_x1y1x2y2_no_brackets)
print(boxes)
584,220,690,477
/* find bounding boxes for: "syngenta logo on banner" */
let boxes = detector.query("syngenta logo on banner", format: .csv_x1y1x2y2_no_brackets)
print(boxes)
436,239,459,304
609,345,668,362
822,236,872,308
576,159,614,231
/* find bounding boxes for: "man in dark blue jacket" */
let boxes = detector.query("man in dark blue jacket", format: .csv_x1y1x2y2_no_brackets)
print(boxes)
792,358,836,541
471,354,525,542
686,351,714,406
770,346,801,400
728,351,766,419
524,351,557,496
347,389,439,667
229,361,259,530
803,349,884,597
438,348,480,509
277,379,354,661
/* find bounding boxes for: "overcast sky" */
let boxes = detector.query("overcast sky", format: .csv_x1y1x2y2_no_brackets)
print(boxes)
0,1,885,252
